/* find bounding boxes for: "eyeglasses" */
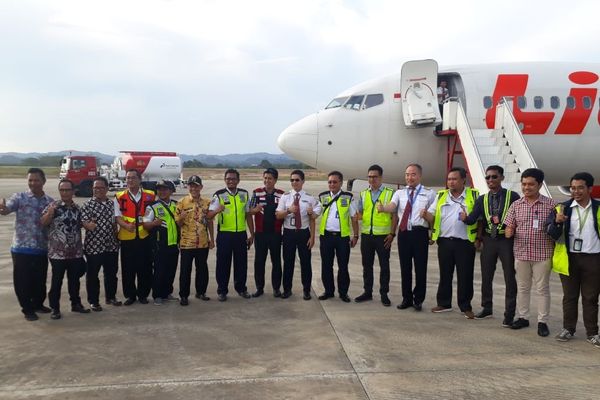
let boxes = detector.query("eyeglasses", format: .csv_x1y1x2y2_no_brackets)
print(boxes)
570,186,587,192
328,180,339,184
485,175,499,180
290,178,301,182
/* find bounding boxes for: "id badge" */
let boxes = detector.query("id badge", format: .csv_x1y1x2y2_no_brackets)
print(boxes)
492,215,500,224
290,216,296,226
532,219,539,229
335,211,339,219
574,238,583,252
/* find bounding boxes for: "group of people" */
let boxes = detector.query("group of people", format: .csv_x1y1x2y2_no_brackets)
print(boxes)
1,164,599,349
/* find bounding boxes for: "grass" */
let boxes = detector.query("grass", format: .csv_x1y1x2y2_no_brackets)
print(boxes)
0,166,60,179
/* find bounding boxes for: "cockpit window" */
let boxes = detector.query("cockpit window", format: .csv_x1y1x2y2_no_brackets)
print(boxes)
344,95,365,110
364,94,384,109
325,97,349,109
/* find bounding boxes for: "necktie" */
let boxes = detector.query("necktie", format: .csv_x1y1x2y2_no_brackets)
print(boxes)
399,187,415,232
294,193,302,230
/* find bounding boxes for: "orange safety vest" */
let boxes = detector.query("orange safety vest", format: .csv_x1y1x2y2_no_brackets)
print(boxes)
116,189,156,240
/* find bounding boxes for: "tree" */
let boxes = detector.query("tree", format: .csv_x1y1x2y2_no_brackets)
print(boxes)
258,159,273,169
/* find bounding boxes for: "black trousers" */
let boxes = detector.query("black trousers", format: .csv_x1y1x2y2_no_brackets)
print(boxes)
398,227,429,304
179,248,209,298
320,232,350,296
360,234,390,295
152,245,179,299
480,235,517,318
282,228,312,293
254,232,282,291
48,257,86,310
216,231,248,295
120,238,153,300
11,252,48,315
85,251,119,304
436,237,475,312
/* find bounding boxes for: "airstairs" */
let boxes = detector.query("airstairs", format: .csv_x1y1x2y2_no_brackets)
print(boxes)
441,97,551,197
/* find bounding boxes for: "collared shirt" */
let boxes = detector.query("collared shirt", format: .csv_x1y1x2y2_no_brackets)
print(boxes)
113,190,142,217
276,189,322,230
504,195,556,261
391,184,436,229
428,189,468,240
463,188,520,235
176,195,212,249
81,197,119,255
43,201,84,260
208,188,251,213
324,191,357,232
5,190,54,254
356,185,384,212
569,200,600,254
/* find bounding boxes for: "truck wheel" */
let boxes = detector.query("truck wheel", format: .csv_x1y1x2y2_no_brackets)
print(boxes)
78,181,93,197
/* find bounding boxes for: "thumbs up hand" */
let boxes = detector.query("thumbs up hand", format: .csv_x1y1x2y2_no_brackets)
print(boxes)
555,205,568,224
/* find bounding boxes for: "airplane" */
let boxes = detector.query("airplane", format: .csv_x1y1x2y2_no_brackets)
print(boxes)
276,60,600,197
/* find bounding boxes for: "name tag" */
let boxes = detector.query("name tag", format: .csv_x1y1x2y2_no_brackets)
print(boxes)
532,219,539,229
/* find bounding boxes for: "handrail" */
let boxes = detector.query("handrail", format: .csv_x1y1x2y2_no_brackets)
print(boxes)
453,99,487,191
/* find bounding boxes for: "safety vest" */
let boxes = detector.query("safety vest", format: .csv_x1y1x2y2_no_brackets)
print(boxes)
318,191,353,237
116,189,155,240
150,200,179,246
483,189,512,234
432,188,479,242
360,187,394,235
214,188,248,233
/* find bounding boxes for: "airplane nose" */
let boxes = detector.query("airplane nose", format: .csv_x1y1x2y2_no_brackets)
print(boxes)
277,113,318,166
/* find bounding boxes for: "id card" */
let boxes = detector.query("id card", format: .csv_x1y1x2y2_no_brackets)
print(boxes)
290,216,296,226
574,238,583,252
492,215,500,224
532,219,539,229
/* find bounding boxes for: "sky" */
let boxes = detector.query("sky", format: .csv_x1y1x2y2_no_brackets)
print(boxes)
1,0,599,155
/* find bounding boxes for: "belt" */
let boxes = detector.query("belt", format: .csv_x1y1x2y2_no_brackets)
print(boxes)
439,236,469,241
284,227,308,232
322,230,341,236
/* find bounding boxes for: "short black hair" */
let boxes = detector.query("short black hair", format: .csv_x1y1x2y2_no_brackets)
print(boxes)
406,163,423,174
449,167,467,179
290,169,305,181
27,167,46,182
367,164,383,176
486,165,504,176
328,170,343,182
58,179,75,190
263,168,278,179
224,168,240,179
93,176,109,187
521,168,544,184
126,169,142,179
570,172,594,187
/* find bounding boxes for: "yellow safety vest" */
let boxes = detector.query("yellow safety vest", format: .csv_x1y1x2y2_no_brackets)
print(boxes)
360,187,394,235
318,191,353,237
215,189,248,233
432,188,479,242
150,200,179,246
483,190,512,234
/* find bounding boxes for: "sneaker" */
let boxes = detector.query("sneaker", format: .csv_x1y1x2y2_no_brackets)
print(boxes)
463,310,475,319
106,298,123,306
51,309,61,320
90,303,103,312
431,306,452,313
555,328,574,342
354,292,373,303
587,334,600,348
510,318,530,330
502,317,514,328
380,294,391,307
153,298,163,306
538,322,550,337
217,293,227,302
24,313,39,321
71,304,91,313
474,309,493,320
180,297,189,306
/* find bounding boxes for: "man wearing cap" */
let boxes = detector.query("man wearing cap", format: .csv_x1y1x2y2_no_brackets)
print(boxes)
249,168,285,297
143,180,179,305
176,175,214,306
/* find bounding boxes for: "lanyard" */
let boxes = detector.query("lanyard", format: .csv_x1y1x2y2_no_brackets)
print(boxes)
575,206,591,236
407,185,422,206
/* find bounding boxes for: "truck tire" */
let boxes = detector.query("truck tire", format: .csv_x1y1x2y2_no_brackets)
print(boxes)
77,180,93,197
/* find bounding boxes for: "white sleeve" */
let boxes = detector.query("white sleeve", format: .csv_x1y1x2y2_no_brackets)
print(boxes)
312,196,322,216
428,196,439,215
208,195,220,211
276,194,287,212
113,198,122,217
142,206,155,223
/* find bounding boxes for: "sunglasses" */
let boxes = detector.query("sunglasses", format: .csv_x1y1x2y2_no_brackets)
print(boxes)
290,178,301,182
485,175,499,180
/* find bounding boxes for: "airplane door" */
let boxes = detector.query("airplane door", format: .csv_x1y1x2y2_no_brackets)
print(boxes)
400,59,441,128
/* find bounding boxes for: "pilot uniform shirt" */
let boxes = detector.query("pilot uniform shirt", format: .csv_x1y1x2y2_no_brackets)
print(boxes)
323,191,357,232
391,184,436,230
276,190,322,230
428,190,469,240
569,200,600,254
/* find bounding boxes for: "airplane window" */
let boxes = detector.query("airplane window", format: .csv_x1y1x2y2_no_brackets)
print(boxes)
483,96,492,109
325,97,349,109
534,96,543,109
583,96,592,109
517,96,527,109
550,96,560,109
566,96,576,109
344,95,365,110
364,94,384,109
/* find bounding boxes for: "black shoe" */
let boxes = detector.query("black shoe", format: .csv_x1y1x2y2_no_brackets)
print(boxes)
90,304,103,312
50,309,61,320
195,293,210,301
180,297,189,306
252,289,264,298
217,293,227,302
273,289,282,298
281,291,292,299
24,313,39,321
123,297,136,306
413,302,423,311
238,291,251,299
71,304,91,313
138,297,149,304
340,294,351,303
303,291,312,300
318,293,334,301
381,294,391,307
502,317,514,328
538,322,550,337
510,318,530,330
106,298,123,306
35,305,51,313
354,293,373,303
397,300,413,310
475,309,493,320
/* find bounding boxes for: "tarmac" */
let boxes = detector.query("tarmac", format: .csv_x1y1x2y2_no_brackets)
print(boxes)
1,178,599,400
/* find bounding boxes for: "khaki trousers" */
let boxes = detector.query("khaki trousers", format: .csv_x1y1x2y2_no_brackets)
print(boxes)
515,259,552,323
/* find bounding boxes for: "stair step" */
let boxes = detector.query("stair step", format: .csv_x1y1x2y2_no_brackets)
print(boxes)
474,137,506,147
480,154,516,165
476,145,511,155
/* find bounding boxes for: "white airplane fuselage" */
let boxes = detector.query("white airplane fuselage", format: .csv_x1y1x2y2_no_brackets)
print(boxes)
277,62,600,186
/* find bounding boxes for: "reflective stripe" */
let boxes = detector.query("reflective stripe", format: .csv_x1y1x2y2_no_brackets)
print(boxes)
319,192,352,237
361,187,394,235
116,189,155,240
483,189,512,234
151,201,178,246
217,191,247,232
432,188,479,242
